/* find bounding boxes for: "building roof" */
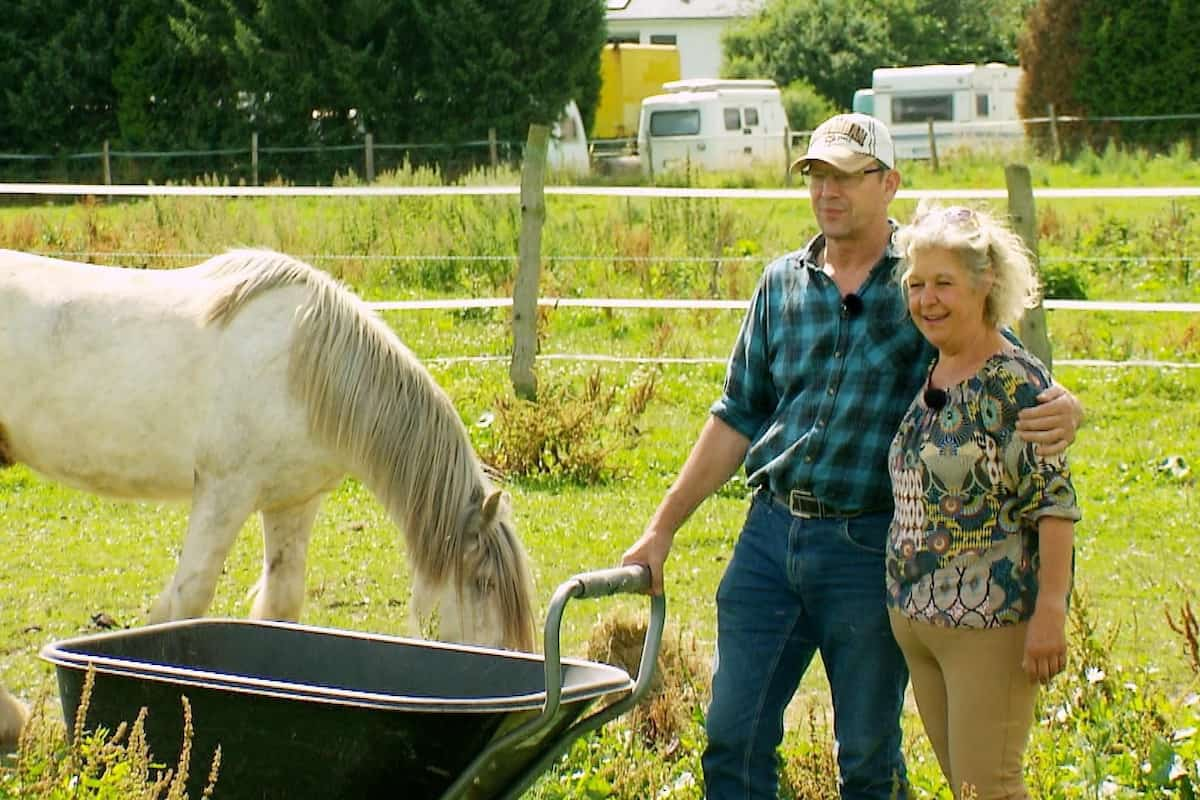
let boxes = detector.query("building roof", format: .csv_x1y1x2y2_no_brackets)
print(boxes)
606,0,765,21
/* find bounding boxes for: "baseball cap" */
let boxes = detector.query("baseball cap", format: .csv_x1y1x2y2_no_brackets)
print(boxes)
792,113,895,173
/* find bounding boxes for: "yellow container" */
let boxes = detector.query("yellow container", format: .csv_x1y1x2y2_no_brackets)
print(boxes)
593,43,681,140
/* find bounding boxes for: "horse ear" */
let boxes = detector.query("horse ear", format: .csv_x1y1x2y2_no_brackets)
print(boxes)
481,490,505,526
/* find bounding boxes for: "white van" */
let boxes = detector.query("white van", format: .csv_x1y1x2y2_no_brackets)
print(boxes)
546,100,590,174
636,79,789,175
853,64,1023,159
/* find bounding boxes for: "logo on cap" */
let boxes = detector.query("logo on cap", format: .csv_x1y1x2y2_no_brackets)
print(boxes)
820,119,870,148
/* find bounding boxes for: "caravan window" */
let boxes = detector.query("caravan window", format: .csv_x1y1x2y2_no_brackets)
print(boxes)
976,93,990,118
892,94,954,123
650,109,701,137
724,107,741,131
743,107,760,126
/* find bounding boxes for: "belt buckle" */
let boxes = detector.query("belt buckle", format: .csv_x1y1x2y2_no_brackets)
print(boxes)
788,490,824,518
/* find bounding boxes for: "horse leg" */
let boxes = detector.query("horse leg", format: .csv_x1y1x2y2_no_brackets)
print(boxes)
250,496,322,621
148,477,256,623
0,684,28,752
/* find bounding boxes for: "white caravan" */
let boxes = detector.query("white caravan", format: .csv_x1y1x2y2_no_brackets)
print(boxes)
546,100,590,174
636,79,789,175
852,63,1023,159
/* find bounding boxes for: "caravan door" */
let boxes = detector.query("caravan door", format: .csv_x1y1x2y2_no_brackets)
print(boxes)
718,102,768,170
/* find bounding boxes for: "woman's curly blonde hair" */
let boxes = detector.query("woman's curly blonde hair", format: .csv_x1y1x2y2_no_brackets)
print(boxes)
894,200,1041,329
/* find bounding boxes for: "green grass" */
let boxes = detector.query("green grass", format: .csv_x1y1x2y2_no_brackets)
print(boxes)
1,148,1199,796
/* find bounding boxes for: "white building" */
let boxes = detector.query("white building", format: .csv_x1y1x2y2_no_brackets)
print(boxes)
605,0,766,79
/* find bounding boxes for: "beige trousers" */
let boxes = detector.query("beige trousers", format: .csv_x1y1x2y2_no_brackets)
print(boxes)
889,609,1039,800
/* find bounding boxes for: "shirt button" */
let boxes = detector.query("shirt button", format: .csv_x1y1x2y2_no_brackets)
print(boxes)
804,456,813,463
834,351,842,358
827,387,835,396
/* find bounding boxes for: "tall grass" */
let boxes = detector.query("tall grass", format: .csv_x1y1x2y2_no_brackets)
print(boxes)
0,147,1197,797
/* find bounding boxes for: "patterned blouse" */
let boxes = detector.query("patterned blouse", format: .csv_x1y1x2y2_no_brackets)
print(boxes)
886,346,1080,628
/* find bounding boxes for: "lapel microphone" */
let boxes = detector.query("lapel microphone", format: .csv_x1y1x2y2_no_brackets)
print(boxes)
924,387,948,410
841,293,863,318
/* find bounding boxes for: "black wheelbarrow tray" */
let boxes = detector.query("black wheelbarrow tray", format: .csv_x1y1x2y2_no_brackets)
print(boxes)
39,565,665,799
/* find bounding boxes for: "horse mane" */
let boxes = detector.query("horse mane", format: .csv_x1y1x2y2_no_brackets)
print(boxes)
198,250,524,611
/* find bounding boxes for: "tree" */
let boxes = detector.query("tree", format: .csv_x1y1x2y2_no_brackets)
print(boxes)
1015,0,1090,153
0,0,127,153
0,0,607,176
1019,0,1200,153
1074,0,1200,151
410,0,605,144
112,0,255,150
722,0,891,110
722,0,1032,110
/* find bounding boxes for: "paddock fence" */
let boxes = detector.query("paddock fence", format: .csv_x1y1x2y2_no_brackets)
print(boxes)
0,181,1195,371
1,111,1197,186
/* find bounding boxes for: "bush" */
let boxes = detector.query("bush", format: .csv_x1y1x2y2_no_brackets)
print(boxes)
780,79,842,133
475,366,660,485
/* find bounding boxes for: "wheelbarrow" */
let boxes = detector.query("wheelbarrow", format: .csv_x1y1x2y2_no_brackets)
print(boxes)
40,565,666,799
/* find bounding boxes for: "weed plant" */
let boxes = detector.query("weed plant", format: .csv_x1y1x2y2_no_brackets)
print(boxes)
478,366,661,485
0,669,218,799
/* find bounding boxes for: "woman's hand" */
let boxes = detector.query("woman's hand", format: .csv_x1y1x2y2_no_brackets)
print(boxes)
1022,600,1068,683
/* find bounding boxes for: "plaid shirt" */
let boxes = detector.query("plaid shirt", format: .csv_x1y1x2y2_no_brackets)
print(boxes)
711,226,936,512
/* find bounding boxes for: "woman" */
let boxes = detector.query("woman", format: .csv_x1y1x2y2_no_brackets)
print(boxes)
887,203,1080,799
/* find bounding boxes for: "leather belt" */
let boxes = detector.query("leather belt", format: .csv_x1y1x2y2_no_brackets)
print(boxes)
767,489,890,519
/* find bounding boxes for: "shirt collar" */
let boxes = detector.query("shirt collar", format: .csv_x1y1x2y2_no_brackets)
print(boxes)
797,219,902,274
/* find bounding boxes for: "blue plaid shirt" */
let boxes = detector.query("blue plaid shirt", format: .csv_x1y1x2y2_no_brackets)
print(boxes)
711,226,936,512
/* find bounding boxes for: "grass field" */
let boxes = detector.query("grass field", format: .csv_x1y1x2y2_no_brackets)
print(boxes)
0,148,1198,797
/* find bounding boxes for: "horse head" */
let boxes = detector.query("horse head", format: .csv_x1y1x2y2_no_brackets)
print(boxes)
412,489,536,652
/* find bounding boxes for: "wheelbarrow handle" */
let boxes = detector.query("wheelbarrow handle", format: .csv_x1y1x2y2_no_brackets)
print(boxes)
562,563,652,600
439,565,666,800
542,564,659,713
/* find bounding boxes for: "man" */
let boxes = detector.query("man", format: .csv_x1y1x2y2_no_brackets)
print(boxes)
621,113,1080,799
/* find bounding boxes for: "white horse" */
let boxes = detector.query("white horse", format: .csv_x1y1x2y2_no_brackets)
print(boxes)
0,248,536,746
0,685,26,751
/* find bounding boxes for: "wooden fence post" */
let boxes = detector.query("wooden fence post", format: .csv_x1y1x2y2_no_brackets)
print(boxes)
488,128,499,169
927,119,939,172
365,133,375,182
1005,163,1053,370
1047,103,1062,163
251,132,259,186
783,127,792,186
102,140,112,185
510,123,549,401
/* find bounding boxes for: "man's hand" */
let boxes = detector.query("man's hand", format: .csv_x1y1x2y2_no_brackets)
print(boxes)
1016,384,1083,456
621,528,674,596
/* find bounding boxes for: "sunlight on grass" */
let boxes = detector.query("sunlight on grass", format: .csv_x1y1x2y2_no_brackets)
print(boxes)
0,148,1197,797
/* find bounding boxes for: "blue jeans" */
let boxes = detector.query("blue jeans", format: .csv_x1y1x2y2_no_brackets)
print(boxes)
702,494,908,799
